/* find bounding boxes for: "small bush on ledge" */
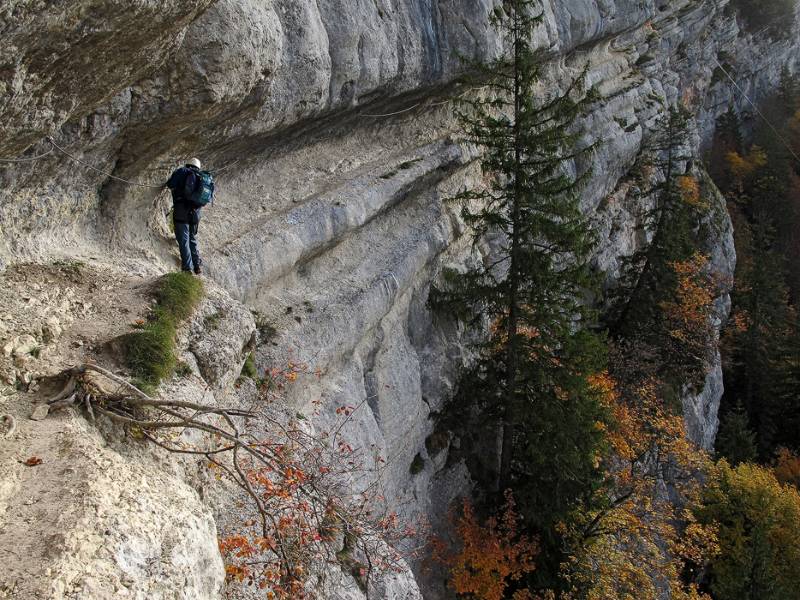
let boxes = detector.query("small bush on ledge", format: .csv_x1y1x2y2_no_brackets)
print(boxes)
123,272,203,392
410,453,425,475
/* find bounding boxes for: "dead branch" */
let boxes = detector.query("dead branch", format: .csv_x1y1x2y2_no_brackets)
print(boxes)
42,362,413,599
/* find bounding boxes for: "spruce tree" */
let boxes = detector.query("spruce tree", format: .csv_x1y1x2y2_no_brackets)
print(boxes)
433,0,606,533
611,106,713,385
716,402,758,466
612,107,694,330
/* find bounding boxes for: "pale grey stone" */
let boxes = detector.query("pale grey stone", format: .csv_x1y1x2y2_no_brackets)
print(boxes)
0,1,797,598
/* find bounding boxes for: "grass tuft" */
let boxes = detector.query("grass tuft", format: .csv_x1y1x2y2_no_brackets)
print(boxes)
240,352,257,380
154,272,204,321
123,272,203,392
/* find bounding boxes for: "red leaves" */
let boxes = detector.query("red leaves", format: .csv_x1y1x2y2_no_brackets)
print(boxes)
216,385,415,600
22,456,43,466
219,535,256,559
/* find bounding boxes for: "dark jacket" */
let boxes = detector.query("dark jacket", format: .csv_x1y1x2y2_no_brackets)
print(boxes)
166,165,202,224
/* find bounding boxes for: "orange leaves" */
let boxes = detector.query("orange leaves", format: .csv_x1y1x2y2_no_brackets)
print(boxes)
220,535,256,559
433,491,537,600
215,392,415,600
261,359,308,394
560,338,717,600
677,175,707,209
22,456,43,466
660,252,718,377
378,511,399,531
589,371,636,461
224,563,250,582
725,146,767,188
773,447,800,488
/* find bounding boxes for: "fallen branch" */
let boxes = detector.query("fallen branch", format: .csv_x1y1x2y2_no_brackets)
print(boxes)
43,362,413,599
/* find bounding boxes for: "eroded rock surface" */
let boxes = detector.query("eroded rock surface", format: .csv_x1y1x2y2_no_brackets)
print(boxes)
1,0,798,598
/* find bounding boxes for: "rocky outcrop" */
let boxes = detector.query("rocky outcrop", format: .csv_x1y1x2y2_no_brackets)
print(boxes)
1,0,798,598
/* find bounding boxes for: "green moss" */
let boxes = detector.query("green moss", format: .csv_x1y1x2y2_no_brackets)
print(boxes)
175,361,193,377
409,453,425,475
203,310,223,330
240,352,257,380
123,272,203,391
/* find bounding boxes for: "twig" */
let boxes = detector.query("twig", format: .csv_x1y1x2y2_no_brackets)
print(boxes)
41,362,412,596
84,393,95,422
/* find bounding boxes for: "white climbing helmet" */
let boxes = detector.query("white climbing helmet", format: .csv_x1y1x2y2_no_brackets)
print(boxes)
187,157,201,169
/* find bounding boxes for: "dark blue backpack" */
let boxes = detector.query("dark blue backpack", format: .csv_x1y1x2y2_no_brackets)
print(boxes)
183,168,215,207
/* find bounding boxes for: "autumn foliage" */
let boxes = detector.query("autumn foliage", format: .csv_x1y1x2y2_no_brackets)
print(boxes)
772,447,800,488
138,360,419,600
725,147,767,190
559,362,718,600
660,252,720,377
432,492,538,600
694,461,800,600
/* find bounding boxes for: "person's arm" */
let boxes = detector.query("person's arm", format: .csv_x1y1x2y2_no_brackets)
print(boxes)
166,169,182,191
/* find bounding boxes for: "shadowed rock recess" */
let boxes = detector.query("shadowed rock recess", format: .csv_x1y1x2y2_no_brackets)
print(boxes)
1,0,798,598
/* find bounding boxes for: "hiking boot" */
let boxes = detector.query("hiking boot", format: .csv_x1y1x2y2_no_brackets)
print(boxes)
194,266,202,276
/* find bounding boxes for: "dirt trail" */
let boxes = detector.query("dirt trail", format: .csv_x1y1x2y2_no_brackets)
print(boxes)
0,262,150,598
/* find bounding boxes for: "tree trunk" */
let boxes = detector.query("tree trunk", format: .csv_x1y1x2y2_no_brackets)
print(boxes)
499,9,523,491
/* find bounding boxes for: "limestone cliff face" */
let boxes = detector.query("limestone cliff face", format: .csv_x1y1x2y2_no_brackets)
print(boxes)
0,1,798,598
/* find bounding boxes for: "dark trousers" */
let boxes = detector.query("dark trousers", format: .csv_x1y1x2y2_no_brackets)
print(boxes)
174,220,201,272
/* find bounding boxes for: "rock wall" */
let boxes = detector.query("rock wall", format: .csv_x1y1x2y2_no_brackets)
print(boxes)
1,0,799,598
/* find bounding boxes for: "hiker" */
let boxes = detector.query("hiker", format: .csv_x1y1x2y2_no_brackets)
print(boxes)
165,157,214,275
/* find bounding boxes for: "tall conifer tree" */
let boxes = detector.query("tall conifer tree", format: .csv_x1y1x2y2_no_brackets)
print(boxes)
433,0,606,531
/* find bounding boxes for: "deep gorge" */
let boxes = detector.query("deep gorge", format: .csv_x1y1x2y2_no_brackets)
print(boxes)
1,1,799,598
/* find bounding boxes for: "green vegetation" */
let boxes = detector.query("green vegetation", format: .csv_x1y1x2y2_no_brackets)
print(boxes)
425,431,449,457
204,310,223,330
709,78,800,461
431,7,800,600
611,106,716,389
695,461,800,600
697,75,800,600
240,352,257,380
175,361,194,377
715,403,758,466
409,453,425,475
253,311,278,343
123,272,203,392
430,0,610,589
